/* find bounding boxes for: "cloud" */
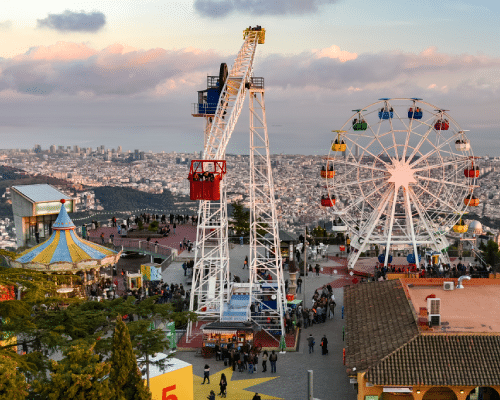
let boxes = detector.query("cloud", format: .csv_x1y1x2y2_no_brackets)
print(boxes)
0,42,222,97
1,42,499,103
0,20,12,31
258,46,500,92
313,45,357,62
194,0,338,18
37,10,106,32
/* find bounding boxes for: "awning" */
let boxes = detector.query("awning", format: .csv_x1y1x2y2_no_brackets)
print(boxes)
203,330,237,335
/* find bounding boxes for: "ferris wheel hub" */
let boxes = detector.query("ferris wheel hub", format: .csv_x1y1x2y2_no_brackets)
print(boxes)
387,158,417,189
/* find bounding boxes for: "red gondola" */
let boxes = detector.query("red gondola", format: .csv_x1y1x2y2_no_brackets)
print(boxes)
188,160,226,201
321,195,335,207
434,119,449,130
464,162,480,178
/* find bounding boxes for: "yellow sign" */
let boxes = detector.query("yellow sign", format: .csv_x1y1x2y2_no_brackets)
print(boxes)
149,364,193,400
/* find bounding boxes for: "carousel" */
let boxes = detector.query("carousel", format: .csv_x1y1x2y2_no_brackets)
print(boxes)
10,200,121,297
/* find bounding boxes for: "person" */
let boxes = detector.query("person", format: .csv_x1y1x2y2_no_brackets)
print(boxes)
307,334,315,354
173,222,176,235
320,335,328,355
252,394,262,400
100,232,105,244
207,390,216,400
269,350,277,373
240,236,244,245
261,350,268,372
315,264,320,276
182,262,188,276
215,343,221,361
218,373,227,397
202,364,210,384
296,276,302,294
243,256,248,269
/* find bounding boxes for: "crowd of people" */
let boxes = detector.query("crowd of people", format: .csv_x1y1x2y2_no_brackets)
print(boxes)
375,262,492,280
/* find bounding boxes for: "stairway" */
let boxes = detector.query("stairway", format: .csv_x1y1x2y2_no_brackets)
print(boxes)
220,294,250,322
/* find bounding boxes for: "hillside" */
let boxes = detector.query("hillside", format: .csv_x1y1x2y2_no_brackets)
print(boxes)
90,186,182,212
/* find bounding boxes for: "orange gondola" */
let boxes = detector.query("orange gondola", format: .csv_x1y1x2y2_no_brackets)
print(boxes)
464,194,479,207
320,166,335,179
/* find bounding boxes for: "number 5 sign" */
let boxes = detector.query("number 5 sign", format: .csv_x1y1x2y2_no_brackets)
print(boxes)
163,385,178,400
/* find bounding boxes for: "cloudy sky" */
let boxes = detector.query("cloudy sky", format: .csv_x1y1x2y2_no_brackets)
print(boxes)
0,0,499,155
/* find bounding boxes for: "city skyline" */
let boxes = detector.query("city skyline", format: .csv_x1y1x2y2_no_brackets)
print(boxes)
0,1,499,155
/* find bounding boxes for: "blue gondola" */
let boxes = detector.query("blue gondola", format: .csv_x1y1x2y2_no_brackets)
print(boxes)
378,109,393,120
406,253,421,264
378,254,393,264
408,107,423,119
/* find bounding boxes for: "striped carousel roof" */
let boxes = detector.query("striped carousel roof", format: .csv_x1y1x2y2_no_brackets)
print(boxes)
15,200,118,268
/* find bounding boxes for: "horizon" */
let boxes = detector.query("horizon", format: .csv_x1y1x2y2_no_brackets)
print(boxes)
1,1,499,156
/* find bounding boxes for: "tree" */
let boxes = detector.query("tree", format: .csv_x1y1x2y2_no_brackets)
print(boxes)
483,240,500,270
110,316,151,400
0,354,29,400
230,200,249,236
33,343,113,400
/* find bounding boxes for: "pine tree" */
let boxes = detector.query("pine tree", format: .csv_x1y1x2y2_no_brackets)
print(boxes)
110,316,151,400
230,200,250,235
0,354,29,400
33,343,113,400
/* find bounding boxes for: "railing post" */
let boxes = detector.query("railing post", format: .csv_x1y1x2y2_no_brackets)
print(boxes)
307,370,313,400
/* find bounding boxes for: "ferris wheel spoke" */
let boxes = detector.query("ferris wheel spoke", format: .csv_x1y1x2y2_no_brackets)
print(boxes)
410,136,457,169
339,181,392,214
415,174,470,189
364,124,395,162
407,187,447,252
344,135,391,167
339,160,388,174
412,182,460,213
339,176,388,188
412,158,470,173
406,125,434,164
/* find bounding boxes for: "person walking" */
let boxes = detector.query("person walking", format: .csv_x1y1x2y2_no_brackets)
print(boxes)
173,222,177,235
320,335,329,355
218,373,227,397
252,393,262,400
269,350,278,373
202,364,210,384
307,334,315,354
261,350,268,372
207,390,216,400
243,256,248,269
296,276,302,293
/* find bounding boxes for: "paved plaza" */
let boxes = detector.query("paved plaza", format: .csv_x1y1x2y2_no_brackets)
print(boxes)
163,244,358,400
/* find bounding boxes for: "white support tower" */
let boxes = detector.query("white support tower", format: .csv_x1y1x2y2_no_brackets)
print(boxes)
188,28,286,340
248,87,286,335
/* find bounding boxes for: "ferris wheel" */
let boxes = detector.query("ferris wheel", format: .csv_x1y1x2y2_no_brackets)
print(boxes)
324,98,479,269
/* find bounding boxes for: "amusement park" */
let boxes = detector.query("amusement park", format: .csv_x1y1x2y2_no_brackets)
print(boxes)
2,24,500,400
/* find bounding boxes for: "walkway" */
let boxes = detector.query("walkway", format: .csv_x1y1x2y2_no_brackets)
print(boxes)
171,244,357,400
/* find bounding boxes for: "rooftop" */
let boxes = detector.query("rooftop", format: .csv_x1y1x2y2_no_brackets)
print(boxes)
12,184,71,203
406,280,500,333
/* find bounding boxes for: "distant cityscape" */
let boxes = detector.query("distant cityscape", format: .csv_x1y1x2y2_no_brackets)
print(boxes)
1,143,500,248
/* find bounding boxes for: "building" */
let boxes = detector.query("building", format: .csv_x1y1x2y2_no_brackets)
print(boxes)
11,184,73,247
345,278,500,400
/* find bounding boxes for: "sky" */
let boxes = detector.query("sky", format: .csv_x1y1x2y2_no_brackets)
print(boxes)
0,0,500,156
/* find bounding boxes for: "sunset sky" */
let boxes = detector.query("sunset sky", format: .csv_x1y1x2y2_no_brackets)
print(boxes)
1,0,499,155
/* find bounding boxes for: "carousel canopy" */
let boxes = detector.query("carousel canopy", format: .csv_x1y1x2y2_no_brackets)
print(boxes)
12,200,120,272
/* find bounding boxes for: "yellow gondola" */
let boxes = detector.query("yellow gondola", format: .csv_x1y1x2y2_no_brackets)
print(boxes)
331,130,347,152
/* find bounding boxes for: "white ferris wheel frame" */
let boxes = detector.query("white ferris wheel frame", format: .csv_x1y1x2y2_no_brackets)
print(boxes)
325,98,477,269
